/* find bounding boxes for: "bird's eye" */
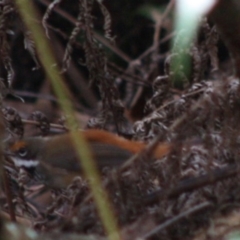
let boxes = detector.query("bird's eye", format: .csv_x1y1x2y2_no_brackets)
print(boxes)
18,147,27,157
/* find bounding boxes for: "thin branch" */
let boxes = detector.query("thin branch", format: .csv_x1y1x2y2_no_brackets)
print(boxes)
142,202,212,239
22,119,67,131
152,0,175,53
138,31,175,61
144,163,240,205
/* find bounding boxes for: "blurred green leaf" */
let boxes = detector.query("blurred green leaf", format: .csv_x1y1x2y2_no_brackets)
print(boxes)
228,231,240,240
170,0,216,88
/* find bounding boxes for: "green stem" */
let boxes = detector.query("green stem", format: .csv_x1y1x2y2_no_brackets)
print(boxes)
15,1,120,239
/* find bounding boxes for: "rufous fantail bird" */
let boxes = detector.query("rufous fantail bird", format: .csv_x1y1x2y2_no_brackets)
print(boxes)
7,129,170,188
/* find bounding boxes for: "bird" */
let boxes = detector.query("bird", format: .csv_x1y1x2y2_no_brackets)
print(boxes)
7,129,171,188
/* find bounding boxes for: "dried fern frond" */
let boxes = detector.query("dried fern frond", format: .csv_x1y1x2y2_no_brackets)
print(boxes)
96,0,115,44
23,30,40,70
61,8,84,72
0,1,15,87
42,0,63,38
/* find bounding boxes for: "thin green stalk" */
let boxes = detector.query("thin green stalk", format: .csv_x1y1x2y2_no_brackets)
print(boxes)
15,1,120,239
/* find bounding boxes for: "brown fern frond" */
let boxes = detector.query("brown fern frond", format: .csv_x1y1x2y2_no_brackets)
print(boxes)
23,31,40,70
61,7,84,72
206,25,219,72
0,1,15,87
42,0,63,38
96,0,115,44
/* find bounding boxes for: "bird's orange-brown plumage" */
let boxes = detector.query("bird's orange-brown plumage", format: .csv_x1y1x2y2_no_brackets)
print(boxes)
8,129,171,188
10,129,171,160
83,129,171,159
